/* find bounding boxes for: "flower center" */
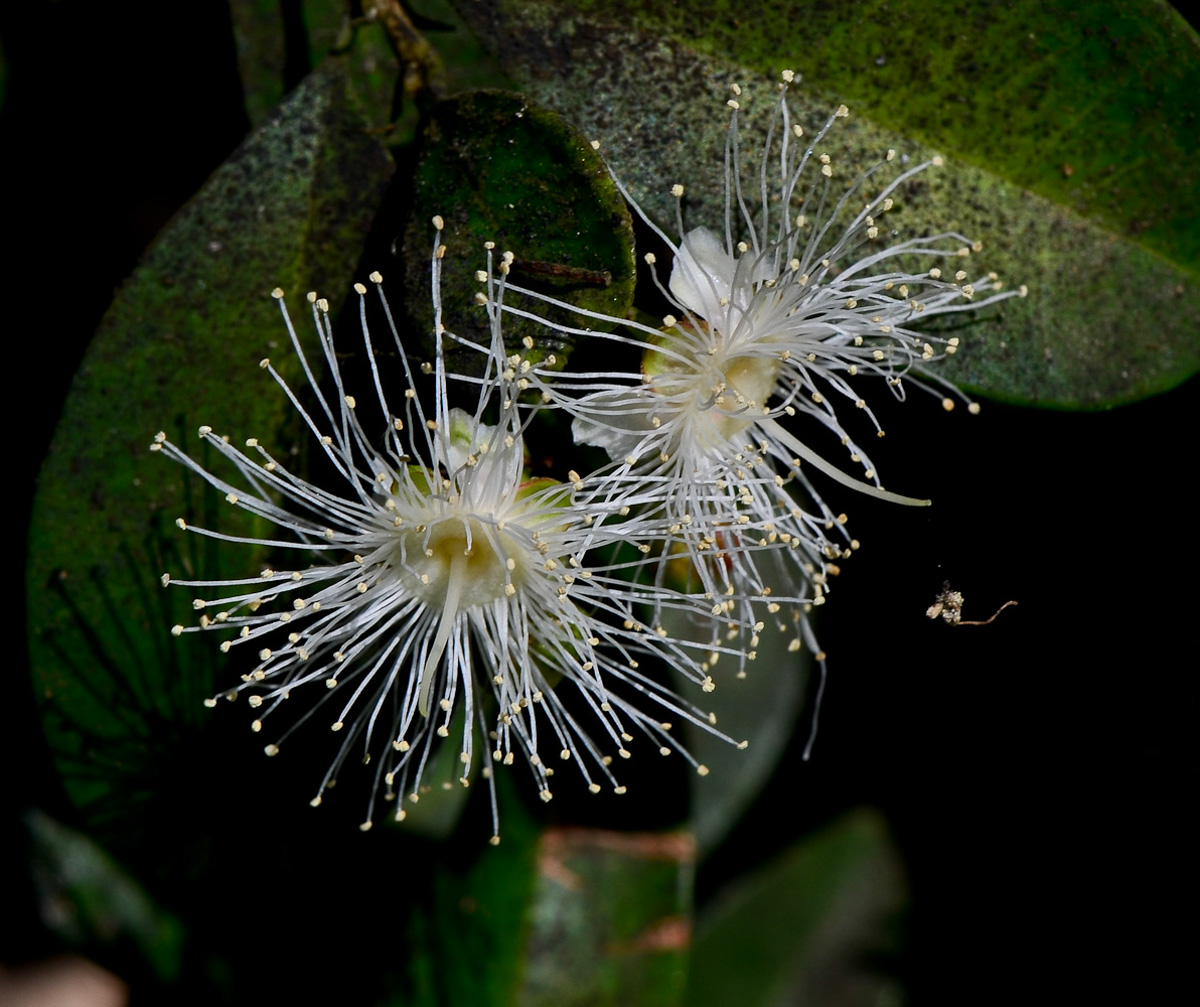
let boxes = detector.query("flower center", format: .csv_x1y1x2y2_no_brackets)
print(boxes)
719,353,780,426
396,514,525,715
645,323,783,452
659,351,781,451
403,516,520,609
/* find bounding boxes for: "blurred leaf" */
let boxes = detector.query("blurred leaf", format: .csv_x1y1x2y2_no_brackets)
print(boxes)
230,1,402,129
403,794,695,1007
26,50,395,824
398,772,541,1007
661,568,811,858
228,0,293,125
519,828,695,1007
414,0,512,95
26,810,184,983
686,653,809,859
685,809,906,1007
453,0,1200,407
402,89,636,372
391,703,474,839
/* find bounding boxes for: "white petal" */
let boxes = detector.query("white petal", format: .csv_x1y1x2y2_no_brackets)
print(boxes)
570,389,654,461
669,227,735,319
445,408,489,473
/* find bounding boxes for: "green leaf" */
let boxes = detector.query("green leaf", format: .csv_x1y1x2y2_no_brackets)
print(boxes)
391,703,475,839
452,0,1200,407
416,0,513,96
685,809,906,1007
25,810,185,983
403,790,695,1007
407,774,543,1007
660,570,812,858
685,655,809,860
402,89,636,372
26,51,395,823
227,0,296,126
230,1,402,129
518,828,695,1007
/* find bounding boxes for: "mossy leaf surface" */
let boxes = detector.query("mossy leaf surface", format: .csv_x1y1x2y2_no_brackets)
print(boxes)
402,89,636,372
26,53,395,822
453,0,1200,407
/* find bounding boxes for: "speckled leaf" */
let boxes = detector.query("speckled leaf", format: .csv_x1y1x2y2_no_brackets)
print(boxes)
453,0,1200,407
685,809,907,1007
26,53,395,822
402,89,636,372
519,829,694,1007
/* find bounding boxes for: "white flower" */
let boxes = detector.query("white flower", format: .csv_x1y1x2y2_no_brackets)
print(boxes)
483,74,1024,761
153,221,748,840
490,71,1024,632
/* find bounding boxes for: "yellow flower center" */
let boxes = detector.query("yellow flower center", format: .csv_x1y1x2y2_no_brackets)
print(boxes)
648,341,781,452
403,516,522,609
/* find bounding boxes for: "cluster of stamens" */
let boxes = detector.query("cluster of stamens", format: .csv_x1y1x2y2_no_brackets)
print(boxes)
156,70,1024,839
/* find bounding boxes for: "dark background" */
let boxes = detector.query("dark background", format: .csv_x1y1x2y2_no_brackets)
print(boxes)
3,2,1194,1003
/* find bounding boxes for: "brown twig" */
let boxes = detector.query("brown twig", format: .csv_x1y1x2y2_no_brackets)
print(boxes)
957,600,1019,626
926,581,1017,627
362,0,446,101
510,258,613,287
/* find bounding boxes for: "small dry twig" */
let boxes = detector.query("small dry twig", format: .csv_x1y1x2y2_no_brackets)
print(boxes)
926,581,1017,627
362,0,446,101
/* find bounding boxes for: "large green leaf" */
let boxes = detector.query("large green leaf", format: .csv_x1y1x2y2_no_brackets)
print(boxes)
659,568,812,859
685,809,906,1007
399,785,695,1007
26,51,395,822
453,0,1200,407
518,828,695,1006
406,775,542,1007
